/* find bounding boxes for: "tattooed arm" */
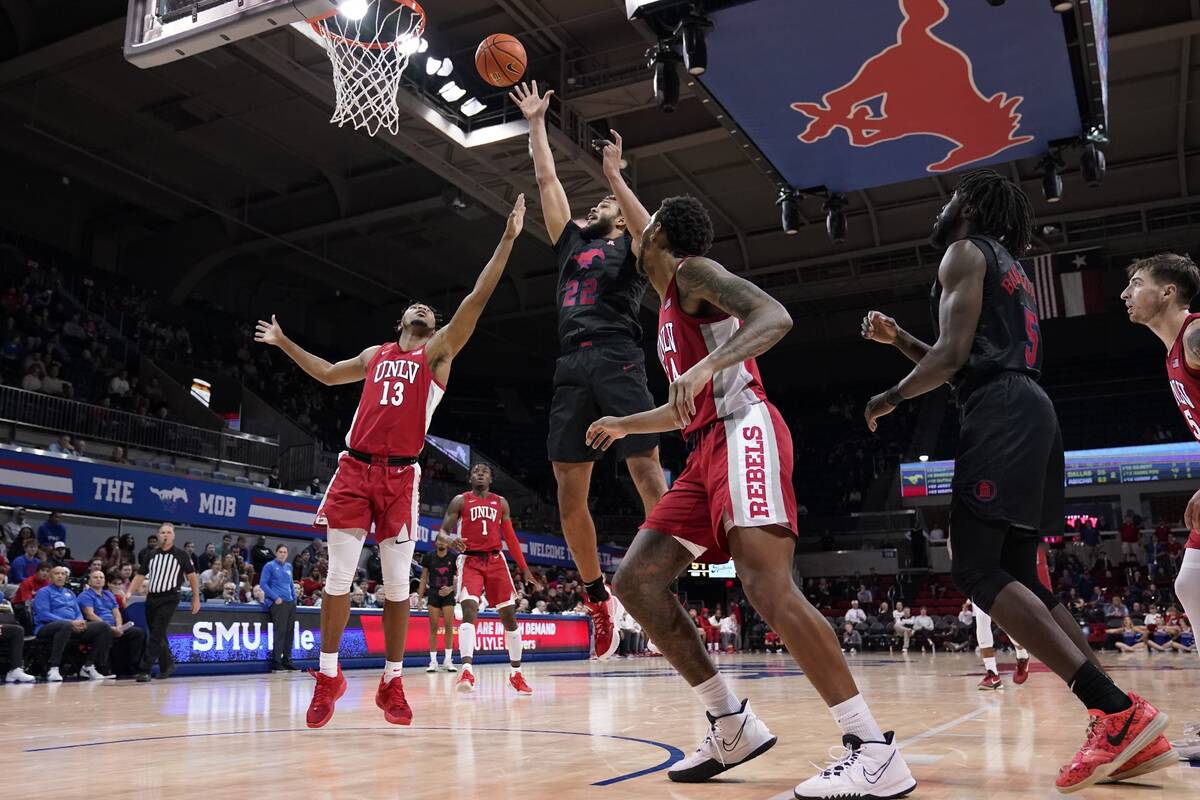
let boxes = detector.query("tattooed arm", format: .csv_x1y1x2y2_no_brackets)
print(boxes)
1184,319,1200,370
666,256,792,427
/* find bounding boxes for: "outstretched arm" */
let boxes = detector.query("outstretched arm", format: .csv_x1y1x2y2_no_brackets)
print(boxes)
865,239,985,431
510,81,571,242
427,195,525,380
599,130,650,255
255,316,376,386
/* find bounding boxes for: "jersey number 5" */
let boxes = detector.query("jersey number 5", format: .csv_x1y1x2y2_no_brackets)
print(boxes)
562,278,597,307
1023,307,1040,368
378,380,405,407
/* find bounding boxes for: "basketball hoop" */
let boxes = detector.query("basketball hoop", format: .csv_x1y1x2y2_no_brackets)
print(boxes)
308,0,426,137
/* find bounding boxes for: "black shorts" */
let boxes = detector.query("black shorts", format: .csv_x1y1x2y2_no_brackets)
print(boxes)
547,340,659,463
952,371,1064,532
426,591,456,609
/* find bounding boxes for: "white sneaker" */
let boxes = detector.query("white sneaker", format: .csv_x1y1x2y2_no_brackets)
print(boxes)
5,667,35,683
794,731,916,799
79,664,104,680
1174,721,1200,761
443,659,457,672
425,662,438,673
46,667,63,682
667,699,777,783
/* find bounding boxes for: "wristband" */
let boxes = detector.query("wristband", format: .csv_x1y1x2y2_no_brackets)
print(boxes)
884,387,905,406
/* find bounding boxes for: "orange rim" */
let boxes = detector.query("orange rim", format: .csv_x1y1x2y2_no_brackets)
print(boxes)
308,0,426,51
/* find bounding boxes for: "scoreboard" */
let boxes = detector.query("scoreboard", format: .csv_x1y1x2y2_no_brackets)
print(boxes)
900,441,1200,498
686,562,738,579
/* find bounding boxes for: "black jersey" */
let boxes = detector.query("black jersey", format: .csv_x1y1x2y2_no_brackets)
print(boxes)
931,235,1043,396
421,549,457,593
555,224,646,349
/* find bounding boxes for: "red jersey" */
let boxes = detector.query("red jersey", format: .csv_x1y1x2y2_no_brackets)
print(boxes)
1165,312,1200,441
345,342,445,456
458,491,505,552
655,259,767,436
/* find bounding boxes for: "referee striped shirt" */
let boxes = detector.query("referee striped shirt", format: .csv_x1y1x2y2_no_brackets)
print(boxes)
138,546,195,595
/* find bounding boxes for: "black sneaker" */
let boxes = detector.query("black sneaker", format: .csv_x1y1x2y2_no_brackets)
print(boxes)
282,660,298,671
135,673,151,683
159,664,176,679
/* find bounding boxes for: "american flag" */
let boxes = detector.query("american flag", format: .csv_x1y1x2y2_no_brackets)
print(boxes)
1029,253,1058,319
1026,248,1104,320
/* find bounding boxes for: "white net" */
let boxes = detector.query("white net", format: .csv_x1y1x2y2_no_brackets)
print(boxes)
310,1,425,137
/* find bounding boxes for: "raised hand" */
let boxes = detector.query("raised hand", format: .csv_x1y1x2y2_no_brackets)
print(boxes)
598,129,624,177
861,310,899,345
504,193,526,240
508,80,553,120
255,315,284,347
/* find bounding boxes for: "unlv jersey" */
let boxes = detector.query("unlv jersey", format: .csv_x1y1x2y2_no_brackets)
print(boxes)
932,235,1043,396
1165,313,1200,441
656,258,767,436
458,491,504,551
345,342,445,455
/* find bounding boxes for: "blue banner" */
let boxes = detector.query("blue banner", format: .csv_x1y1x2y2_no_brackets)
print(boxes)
0,445,623,569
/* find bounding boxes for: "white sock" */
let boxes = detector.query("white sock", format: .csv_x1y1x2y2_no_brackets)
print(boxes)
443,648,453,663
429,651,438,664
319,651,338,678
983,656,997,674
383,660,403,682
505,628,523,666
830,693,885,742
692,673,742,718
459,622,475,661
1014,647,1029,660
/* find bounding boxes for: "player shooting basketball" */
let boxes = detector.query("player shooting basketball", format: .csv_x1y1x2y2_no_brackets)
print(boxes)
509,80,667,659
255,194,525,730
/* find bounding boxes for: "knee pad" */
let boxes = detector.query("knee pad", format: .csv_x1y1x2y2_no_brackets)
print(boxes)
325,528,367,596
380,538,416,602
974,606,994,649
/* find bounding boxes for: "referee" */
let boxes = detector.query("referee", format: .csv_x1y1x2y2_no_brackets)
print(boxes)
128,523,200,681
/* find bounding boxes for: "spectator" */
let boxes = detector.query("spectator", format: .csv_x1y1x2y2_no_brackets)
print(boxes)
108,369,130,397
250,536,273,574
1118,510,1141,563
1078,519,1100,568
260,544,297,672
10,540,41,581
267,470,281,489
531,600,548,614
911,607,935,652
928,525,946,543
350,587,366,608
36,511,67,548
78,568,145,677
182,540,196,567
110,445,130,465
1104,595,1130,619
0,594,35,682
856,584,873,606
199,558,228,600
3,507,26,542
194,542,216,572
137,533,159,565
234,535,251,563
218,534,234,557
845,600,867,625
93,535,123,570
32,565,113,681
301,567,325,599
363,545,382,583
308,476,321,496
13,562,52,607
47,541,69,569
893,602,913,652
841,622,862,653
719,610,739,652
618,608,643,656
217,582,238,604
40,363,70,397
46,434,76,455
21,364,44,392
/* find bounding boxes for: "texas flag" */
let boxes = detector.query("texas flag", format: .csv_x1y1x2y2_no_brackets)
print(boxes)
1026,248,1105,319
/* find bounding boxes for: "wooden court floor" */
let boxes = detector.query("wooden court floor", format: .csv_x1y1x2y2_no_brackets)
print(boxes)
5,652,1199,799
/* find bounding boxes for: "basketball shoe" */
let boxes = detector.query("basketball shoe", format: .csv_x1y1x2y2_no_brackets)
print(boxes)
305,667,346,729
978,670,1003,690
456,667,476,693
667,699,777,783
375,676,413,725
1055,692,1168,793
509,672,533,694
1172,721,1200,761
794,731,917,800
1013,657,1030,685
584,585,622,660
1101,735,1177,783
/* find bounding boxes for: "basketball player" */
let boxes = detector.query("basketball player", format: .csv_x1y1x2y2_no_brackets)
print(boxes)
864,170,1173,791
961,543,1049,689
254,195,526,729
1120,251,1200,761
417,532,458,672
586,196,916,798
509,81,667,658
441,463,541,694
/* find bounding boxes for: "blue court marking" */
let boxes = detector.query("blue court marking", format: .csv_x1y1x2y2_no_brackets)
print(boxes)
23,725,683,786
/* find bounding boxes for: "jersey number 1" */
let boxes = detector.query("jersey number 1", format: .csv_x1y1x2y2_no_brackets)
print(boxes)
378,380,405,407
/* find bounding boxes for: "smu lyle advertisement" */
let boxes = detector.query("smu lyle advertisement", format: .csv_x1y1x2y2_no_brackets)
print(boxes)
158,605,591,672
0,444,624,570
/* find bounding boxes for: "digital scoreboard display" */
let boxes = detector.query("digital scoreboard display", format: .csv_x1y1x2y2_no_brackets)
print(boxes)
686,562,738,579
900,441,1200,498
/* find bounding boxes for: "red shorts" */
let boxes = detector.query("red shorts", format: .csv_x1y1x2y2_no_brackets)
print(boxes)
642,400,797,563
457,551,517,609
315,454,420,542
1188,530,1200,550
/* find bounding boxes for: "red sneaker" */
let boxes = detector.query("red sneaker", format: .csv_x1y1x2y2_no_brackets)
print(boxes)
978,670,1003,690
509,671,533,695
374,676,413,726
1103,734,1178,783
584,589,621,660
1013,657,1030,685
1055,693,1169,793
455,668,475,693
305,668,347,729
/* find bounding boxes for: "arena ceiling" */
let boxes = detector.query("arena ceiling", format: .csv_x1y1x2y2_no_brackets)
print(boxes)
2,0,1200,380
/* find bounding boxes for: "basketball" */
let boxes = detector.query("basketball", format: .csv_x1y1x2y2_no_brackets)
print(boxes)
475,33,527,88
